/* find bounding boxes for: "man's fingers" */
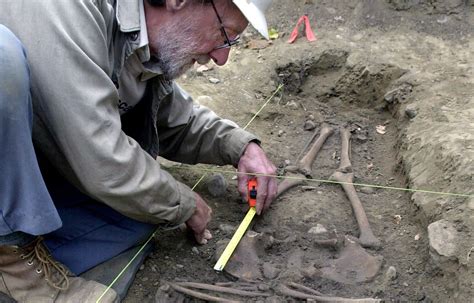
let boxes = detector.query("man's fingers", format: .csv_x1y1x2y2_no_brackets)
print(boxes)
238,173,249,202
263,178,278,212
196,229,212,245
203,229,212,240
256,177,270,215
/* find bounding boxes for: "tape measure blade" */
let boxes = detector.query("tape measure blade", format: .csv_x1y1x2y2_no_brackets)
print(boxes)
214,207,256,271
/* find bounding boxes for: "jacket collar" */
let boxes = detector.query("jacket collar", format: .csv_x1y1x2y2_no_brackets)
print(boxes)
116,0,141,32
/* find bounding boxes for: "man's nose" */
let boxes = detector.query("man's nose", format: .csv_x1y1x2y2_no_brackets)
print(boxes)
209,47,231,66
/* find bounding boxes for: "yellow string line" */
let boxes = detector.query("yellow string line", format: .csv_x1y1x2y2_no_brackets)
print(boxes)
243,84,284,130
96,85,284,302
173,165,474,199
95,231,157,303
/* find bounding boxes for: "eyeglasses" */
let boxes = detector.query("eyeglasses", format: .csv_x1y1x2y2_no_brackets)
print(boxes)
210,0,240,50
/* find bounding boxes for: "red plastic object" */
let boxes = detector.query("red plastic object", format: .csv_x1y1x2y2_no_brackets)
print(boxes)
288,15,316,44
247,179,258,207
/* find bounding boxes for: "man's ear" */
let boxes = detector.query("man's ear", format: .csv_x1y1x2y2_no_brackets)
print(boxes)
165,0,190,11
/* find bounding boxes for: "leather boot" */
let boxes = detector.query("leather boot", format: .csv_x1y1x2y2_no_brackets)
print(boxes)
0,237,118,303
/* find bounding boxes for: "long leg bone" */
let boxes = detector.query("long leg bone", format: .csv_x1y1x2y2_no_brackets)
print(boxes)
166,281,270,302
330,128,381,248
281,123,334,199
276,283,381,302
296,124,334,178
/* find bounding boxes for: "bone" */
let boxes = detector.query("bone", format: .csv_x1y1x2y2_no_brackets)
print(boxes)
330,128,381,248
338,128,352,173
167,282,239,303
217,231,263,280
287,282,324,296
319,237,383,284
174,282,271,297
276,177,304,199
297,124,334,178
276,283,381,302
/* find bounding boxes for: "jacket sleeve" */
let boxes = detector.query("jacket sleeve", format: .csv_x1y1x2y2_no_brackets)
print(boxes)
1,0,195,225
156,83,260,166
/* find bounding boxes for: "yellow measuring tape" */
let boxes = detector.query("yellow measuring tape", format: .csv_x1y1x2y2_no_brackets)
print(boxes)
214,207,256,271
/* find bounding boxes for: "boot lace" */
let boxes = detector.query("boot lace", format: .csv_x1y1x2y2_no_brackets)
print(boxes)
21,237,70,291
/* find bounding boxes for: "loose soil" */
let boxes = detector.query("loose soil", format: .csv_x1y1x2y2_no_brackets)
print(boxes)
124,1,473,302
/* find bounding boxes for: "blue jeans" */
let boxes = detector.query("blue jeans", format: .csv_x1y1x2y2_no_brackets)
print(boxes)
0,25,155,275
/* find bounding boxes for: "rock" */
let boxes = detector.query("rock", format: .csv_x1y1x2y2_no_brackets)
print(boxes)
195,95,213,105
286,101,298,110
192,247,199,254
258,284,270,291
139,264,145,271
176,264,184,269
196,64,212,74
218,223,235,234
385,266,397,280
428,219,459,259
405,105,418,119
208,77,220,84
301,266,318,278
304,120,316,131
262,262,280,279
360,186,376,194
142,277,149,282
278,130,284,137
205,174,228,197
308,224,328,234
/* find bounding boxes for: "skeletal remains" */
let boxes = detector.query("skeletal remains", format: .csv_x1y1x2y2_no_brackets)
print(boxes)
168,124,383,301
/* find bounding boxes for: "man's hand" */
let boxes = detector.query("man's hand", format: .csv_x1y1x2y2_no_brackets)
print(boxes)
185,193,213,245
237,142,278,215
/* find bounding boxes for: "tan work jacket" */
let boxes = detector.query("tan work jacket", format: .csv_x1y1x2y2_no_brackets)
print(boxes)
0,0,257,226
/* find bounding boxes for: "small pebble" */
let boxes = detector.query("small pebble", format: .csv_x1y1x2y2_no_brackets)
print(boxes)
385,266,397,280
360,187,375,194
405,107,417,119
262,262,280,279
258,284,270,291
219,223,236,234
304,120,316,131
278,130,285,137
176,264,184,269
414,234,421,241
139,265,145,271
208,77,220,84
142,277,149,282
308,224,328,235
206,174,228,197
287,101,298,109
192,247,199,254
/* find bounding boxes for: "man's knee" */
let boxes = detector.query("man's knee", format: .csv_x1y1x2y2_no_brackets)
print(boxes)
0,24,30,112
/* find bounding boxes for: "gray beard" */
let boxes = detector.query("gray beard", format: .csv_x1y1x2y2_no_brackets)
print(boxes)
151,18,201,80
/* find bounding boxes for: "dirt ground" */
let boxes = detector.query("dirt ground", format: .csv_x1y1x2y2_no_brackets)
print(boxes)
124,1,473,302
